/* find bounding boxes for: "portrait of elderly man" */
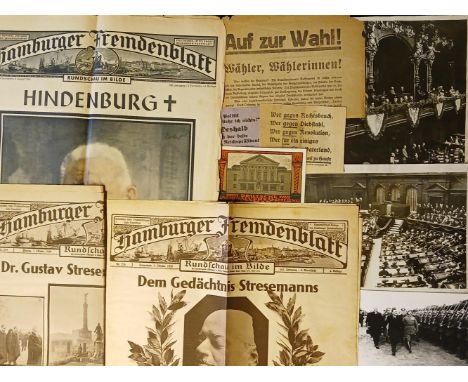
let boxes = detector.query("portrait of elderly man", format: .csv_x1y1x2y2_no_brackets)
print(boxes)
60,142,137,199
183,295,268,366
195,309,259,366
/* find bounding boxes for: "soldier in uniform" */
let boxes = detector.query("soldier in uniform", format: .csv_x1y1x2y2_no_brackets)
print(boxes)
432,307,444,345
402,310,419,353
445,307,460,354
440,308,453,350
418,308,430,340
456,308,468,360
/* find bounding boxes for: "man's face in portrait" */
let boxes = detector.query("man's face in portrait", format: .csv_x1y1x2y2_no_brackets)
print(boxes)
62,156,136,199
195,309,225,366
195,309,258,366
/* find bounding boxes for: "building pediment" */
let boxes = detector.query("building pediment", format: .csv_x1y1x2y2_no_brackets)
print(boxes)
240,154,279,166
425,183,448,192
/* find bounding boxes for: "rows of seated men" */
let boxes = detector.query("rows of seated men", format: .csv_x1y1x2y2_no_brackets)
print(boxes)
367,85,464,110
389,137,465,164
360,211,380,286
318,197,363,205
378,226,466,289
409,203,466,228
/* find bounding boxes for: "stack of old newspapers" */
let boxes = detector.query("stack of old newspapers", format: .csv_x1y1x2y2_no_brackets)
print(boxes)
0,15,466,366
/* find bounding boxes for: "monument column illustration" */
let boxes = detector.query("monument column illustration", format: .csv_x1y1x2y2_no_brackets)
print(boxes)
83,293,88,332
72,293,92,353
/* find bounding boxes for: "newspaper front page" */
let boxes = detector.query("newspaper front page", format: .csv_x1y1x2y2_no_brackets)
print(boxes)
0,16,225,201
105,200,360,366
0,185,105,366
223,16,365,119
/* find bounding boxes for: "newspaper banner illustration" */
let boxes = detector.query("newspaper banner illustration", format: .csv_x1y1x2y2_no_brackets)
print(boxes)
0,16,225,201
0,185,105,366
105,201,360,365
218,146,306,203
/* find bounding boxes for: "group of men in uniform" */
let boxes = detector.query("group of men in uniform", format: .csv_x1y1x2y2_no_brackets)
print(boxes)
363,301,468,362
414,302,468,360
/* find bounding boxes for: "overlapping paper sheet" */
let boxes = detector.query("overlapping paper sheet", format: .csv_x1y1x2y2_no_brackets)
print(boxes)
0,185,105,366
105,200,360,366
223,16,365,119
0,16,225,201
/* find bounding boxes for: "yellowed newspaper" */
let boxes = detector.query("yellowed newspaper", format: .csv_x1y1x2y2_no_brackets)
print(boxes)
105,200,360,366
0,16,225,201
259,104,346,173
0,184,105,365
223,16,365,119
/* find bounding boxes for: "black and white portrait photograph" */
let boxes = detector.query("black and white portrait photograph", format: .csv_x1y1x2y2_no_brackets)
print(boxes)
0,295,44,366
306,173,466,289
48,285,104,366
359,289,468,365
346,18,467,164
182,295,269,366
0,113,194,200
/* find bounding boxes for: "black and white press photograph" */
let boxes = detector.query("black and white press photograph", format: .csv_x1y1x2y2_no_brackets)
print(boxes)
359,289,468,365
48,285,104,366
306,173,467,289
183,295,269,366
0,113,194,200
346,18,467,164
0,295,44,366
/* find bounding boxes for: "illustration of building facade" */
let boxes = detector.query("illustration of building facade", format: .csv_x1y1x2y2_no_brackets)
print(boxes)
226,154,292,195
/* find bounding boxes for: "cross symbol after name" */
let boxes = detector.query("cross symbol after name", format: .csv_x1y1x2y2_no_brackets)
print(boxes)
164,95,176,112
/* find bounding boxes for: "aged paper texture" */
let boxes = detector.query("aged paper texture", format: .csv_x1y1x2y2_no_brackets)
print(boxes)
218,146,306,203
221,106,260,146
105,200,360,365
0,184,105,366
259,104,346,173
223,16,365,118
0,16,225,201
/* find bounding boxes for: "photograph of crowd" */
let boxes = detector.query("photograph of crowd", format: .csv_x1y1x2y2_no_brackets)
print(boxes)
345,19,467,164
359,290,468,365
0,295,43,366
306,173,467,289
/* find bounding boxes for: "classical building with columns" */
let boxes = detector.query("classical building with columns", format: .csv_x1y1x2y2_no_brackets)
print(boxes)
226,154,292,195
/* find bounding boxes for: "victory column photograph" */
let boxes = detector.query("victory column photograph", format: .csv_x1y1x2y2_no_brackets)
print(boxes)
48,285,104,365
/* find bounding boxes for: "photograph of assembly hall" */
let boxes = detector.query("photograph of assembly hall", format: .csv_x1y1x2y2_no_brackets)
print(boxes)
346,19,467,164
306,173,467,289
